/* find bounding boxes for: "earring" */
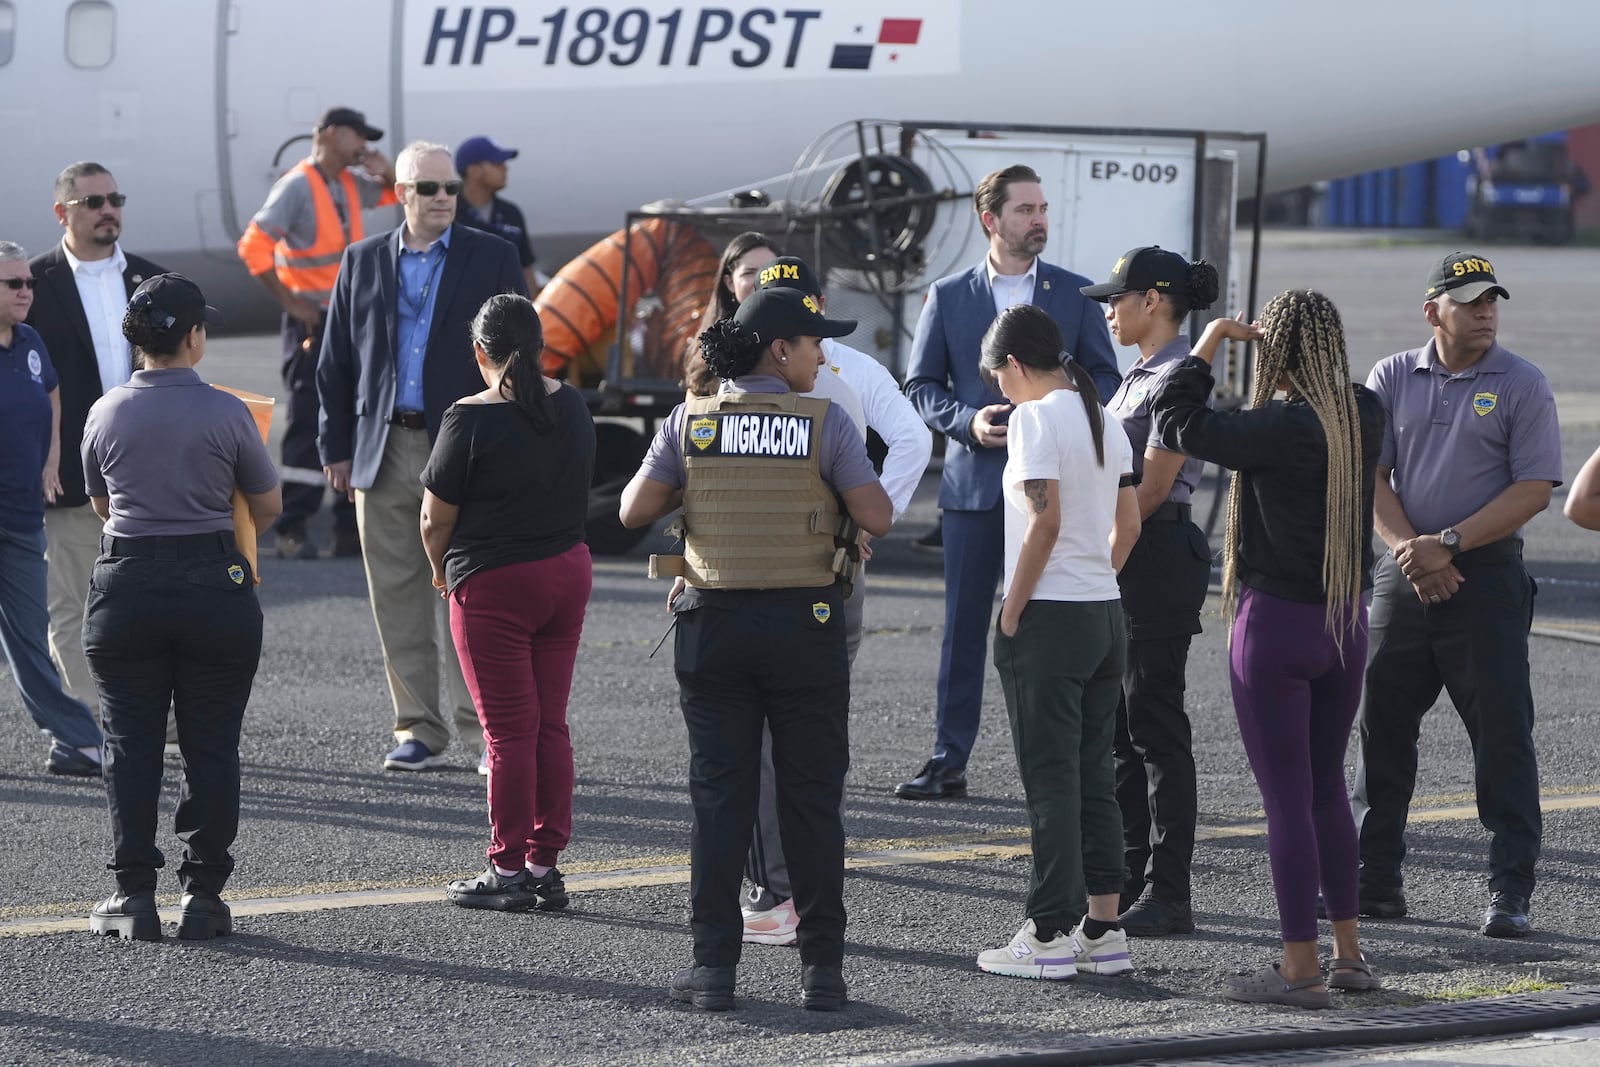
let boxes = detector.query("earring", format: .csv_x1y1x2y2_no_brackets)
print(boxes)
779,356,788,363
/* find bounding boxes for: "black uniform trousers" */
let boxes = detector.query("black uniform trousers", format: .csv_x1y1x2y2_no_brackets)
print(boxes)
675,583,850,969
1112,510,1211,904
1352,541,1541,899
82,532,264,895
278,314,355,534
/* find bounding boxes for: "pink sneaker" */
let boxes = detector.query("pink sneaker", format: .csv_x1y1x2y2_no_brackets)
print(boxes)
742,898,799,946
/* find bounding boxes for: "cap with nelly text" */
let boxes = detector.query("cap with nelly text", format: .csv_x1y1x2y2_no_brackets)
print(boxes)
735,287,855,342
316,107,383,142
1080,246,1189,301
755,256,824,297
1425,252,1510,303
128,273,222,335
455,136,519,173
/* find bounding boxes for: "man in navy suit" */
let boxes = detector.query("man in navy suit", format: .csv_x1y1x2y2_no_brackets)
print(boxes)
899,164,1120,800
317,140,527,772
27,162,165,736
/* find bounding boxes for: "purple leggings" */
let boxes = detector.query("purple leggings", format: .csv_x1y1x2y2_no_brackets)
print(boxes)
1230,585,1368,943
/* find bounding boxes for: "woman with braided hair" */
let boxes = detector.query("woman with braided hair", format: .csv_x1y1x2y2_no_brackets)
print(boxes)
1150,290,1385,1008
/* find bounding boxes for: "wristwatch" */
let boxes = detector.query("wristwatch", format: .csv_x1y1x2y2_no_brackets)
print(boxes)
1439,527,1462,555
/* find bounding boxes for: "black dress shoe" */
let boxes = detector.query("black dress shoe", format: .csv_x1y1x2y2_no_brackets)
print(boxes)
1118,894,1195,936
1482,892,1532,938
670,964,736,1011
1358,884,1408,919
177,890,233,940
89,891,161,941
894,760,967,800
801,964,847,1011
46,742,102,778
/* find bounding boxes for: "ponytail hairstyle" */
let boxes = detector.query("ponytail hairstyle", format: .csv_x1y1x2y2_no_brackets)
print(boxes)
471,294,555,432
979,303,1106,466
697,317,770,381
1219,289,1365,654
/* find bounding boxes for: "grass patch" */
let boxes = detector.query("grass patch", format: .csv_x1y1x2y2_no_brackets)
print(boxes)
1431,973,1562,1001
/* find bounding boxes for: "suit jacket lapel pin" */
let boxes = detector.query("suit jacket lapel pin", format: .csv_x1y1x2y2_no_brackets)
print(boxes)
1042,280,1051,290
131,275,143,284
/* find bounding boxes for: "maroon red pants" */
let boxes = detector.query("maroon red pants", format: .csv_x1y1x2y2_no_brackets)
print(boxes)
449,544,592,870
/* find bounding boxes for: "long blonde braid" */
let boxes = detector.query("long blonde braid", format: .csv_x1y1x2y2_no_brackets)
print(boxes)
1220,290,1366,654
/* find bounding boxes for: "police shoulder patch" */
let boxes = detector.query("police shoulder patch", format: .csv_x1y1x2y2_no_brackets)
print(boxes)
228,564,245,585
812,602,831,624
1473,392,1498,417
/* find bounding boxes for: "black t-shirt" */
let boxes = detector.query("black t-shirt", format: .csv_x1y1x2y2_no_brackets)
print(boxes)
455,194,537,268
421,385,595,590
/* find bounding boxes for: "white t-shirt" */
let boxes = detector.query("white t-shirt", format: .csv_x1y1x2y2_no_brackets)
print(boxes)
1001,388,1132,603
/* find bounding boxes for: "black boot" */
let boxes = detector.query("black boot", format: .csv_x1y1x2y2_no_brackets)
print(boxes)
89,891,160,941
176,890,233,940
669,964,736,1011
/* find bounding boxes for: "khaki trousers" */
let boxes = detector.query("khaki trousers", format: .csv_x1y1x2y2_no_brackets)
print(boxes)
43,503,104,714
355,426,480,755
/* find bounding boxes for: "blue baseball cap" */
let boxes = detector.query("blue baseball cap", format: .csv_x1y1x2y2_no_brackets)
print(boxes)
455,136,518,172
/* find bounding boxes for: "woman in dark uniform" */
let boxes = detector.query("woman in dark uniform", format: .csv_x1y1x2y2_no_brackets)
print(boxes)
1080,247,1218,935
620,287,892,1012
81,274,281,942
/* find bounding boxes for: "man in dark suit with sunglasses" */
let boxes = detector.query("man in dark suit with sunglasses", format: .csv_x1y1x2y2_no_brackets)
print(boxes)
316,140,526,773
26,162,165,738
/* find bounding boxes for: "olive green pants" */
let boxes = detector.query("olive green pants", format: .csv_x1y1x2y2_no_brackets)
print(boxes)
994,598,1127,931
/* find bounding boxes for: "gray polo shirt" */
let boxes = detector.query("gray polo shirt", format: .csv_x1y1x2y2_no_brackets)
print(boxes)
1106,336,1205,505
1366,339,1561,536
82,368,279,538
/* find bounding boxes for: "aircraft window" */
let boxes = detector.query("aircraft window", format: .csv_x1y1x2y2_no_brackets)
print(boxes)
65,0,115,69
0,3,13,67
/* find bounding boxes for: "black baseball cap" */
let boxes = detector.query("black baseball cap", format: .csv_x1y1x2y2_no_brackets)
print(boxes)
756,256,824,297
317,106,383,142
1425,252,1510,302
1080,246,1189,301
128,273,222,335
735,287,855,342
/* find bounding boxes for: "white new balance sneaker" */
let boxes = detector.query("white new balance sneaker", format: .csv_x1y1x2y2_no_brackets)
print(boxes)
976,919,1078,980
1068,920,1134,975
742,897,799,946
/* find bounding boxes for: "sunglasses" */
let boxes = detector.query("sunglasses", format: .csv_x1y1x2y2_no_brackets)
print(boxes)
405,180,462,197
2,278,37,291
64,193,128,210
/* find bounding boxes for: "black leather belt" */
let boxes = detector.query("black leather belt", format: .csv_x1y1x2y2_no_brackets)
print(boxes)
1148,501,1192,523
391,410,426,430
101,531,235,559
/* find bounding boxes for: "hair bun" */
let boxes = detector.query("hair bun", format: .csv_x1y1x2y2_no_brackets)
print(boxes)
1185,261,1220,311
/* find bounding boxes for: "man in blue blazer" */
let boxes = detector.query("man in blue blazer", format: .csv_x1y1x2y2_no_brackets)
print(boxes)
899,164,1120,800
317,140,527,772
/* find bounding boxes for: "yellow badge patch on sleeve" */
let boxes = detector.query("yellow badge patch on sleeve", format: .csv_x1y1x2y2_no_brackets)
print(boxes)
227,564,245,585
1473,392,1498,416
689,416,718,451
812,602,831,623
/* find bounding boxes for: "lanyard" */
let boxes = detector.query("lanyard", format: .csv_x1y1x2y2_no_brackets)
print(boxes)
401,245,446,315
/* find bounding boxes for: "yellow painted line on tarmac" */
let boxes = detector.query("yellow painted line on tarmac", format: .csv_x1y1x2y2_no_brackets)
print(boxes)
5,790,1598,939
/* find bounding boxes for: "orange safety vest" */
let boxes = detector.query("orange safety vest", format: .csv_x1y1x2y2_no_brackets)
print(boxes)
272,159,365,304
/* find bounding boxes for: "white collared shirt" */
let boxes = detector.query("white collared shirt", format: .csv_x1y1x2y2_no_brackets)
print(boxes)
64,242,133,392
986,255,1037,317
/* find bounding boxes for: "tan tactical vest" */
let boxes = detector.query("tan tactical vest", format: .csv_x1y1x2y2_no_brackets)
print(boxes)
649,392,857,590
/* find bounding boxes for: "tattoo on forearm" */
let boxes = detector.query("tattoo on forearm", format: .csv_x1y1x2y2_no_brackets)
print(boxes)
1024,479,1050,514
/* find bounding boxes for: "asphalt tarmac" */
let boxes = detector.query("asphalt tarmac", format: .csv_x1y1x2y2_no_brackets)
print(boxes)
1,235,1598,1066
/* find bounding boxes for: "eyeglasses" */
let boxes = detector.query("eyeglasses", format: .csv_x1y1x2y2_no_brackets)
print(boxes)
63,193,128,210
405,180,462,197
2,278,37,291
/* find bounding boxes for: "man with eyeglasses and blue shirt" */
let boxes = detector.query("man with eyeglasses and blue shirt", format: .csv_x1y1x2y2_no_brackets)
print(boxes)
238,106,398,561
26,163,165,750
316,140,526,772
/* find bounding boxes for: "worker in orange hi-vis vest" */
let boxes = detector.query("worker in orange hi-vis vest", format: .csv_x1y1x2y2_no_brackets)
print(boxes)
237,107,397,562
